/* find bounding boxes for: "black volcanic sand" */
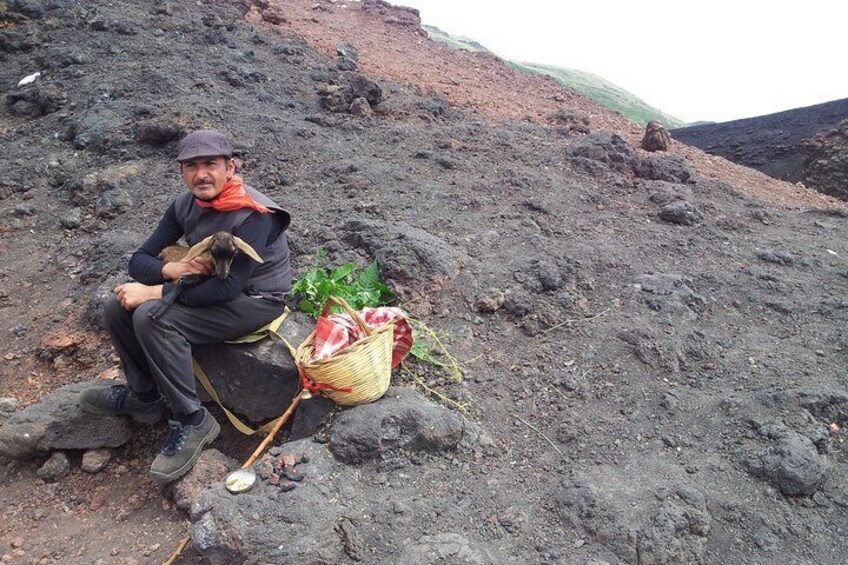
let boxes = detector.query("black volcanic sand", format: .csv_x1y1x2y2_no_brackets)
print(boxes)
671,98,848,190
1,1,848,563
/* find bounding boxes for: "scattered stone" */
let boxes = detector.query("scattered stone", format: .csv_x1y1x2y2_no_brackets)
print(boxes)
634,273,706,315
135,118,184,145
260,7,287,24
0,397,21,415
744,423,830,496
0,381,133,459
549,109,590,135
60,208,82,229
336,41,358,70
6,83,67,117
658,200,703,226
329,386,465,464
474,288,505,313
641,120,672,152
755,249,794,266
37,452,70,482
634,154,694,183
565,132,636,174
10,537,24,549
81,448,113,473
349,97,372,117
168,449,237,512
96,189,133,219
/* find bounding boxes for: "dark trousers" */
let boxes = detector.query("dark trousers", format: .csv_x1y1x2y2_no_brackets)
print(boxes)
104,295,285,415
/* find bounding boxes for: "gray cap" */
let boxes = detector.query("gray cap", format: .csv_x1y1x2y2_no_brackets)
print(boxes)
176,129,234,162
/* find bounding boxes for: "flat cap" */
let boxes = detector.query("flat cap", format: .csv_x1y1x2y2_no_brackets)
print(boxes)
176,129,234,162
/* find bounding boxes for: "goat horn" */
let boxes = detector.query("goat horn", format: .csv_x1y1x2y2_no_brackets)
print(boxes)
232,237,264,263
181,235,214,262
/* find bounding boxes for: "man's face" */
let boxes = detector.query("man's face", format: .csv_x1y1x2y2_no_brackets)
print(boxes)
180,156,235,200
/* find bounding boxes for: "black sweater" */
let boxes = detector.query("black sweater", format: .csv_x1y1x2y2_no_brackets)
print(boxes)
128,203,283,307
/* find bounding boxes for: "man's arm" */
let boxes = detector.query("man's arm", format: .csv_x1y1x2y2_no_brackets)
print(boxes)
128,203,183,284
117,202,214,311
176,212,275,307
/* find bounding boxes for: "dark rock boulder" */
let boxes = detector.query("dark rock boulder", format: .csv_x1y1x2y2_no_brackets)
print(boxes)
318,72,383,114
0,381,133,459
564,132,636,174
341,219,463,285
6,83,67,117
37,451,71,482
641,120,672,152
658,200,703,226
634,154,694,183
190,389,482,564
190,439,345,564
192,312,313,423
288,395,336,441
329,386,465,464
336,41,358,71
743,423,830,496
135,117,185,145
549,108,590,135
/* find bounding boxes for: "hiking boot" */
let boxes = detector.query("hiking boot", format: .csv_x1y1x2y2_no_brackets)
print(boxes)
149,408,220,485
78,384,165,425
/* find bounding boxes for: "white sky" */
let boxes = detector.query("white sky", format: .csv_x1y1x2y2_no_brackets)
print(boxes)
395,0,848,123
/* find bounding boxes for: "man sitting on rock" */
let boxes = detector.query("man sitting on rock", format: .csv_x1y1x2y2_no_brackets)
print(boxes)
79,129,292,485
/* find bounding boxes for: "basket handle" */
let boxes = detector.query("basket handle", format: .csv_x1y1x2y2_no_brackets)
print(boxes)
319,296,372,337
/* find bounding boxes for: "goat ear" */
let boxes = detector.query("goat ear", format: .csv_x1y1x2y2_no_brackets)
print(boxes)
182,235,214,262
232,237,264,263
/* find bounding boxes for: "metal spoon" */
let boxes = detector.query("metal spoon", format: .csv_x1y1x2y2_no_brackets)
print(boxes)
225,468,257,494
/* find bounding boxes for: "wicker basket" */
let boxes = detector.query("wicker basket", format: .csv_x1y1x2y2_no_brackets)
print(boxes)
295,296,395,406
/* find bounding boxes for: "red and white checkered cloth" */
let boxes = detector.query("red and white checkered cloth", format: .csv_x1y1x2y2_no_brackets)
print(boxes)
313,307,413,368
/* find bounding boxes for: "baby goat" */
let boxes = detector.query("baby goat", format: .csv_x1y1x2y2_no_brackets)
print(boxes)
149,231,264,319
159,231,264,280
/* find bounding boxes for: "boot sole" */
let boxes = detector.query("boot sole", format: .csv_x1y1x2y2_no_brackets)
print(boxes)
150,417,221,486
77,394,165,425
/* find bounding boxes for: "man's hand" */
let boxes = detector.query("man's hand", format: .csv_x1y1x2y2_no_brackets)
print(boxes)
161,257,214,281
114,283,163,311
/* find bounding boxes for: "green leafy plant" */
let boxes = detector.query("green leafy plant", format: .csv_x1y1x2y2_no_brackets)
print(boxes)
292,257,395,316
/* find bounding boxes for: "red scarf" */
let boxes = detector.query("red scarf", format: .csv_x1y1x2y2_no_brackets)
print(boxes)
195,176,272,214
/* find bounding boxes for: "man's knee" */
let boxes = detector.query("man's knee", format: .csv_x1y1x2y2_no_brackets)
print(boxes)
131,301,164,340
104,296,130,330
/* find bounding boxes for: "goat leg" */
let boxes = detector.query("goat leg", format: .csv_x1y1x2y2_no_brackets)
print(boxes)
147,276,205,320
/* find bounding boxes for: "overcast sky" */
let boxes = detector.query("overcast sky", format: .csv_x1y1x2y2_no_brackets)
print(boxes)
396,0,847,124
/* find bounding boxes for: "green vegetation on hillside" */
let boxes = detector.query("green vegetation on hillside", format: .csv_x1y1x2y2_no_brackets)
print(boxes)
424,25,684,129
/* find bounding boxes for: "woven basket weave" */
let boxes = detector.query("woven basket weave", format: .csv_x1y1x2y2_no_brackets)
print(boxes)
295,296,395,406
